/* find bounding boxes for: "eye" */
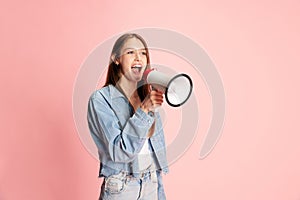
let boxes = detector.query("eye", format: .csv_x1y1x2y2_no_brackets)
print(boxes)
141,51,147,55
126,50,134,54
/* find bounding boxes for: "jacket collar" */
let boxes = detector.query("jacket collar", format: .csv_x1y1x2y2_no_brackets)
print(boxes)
109,84,126,99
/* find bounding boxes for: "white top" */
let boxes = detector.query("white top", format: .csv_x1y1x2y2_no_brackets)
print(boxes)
137,139,152,171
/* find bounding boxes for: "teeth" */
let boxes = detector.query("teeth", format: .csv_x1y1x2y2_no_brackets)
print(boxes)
132,65,142,73
132,65,142,69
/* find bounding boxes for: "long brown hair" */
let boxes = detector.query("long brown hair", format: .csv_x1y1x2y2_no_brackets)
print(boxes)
104,33,151,101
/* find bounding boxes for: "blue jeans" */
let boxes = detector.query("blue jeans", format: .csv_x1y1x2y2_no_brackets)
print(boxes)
99,170,166,200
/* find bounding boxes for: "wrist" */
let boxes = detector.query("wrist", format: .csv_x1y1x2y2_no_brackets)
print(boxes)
140,104,149,114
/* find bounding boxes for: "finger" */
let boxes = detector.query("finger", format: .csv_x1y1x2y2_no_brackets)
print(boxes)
150,90,164,95
150,95,162,101
152,98,164,105
150,97,163,104
150,92,164,99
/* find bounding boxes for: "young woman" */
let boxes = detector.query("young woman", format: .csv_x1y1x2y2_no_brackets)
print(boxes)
87,33,169,200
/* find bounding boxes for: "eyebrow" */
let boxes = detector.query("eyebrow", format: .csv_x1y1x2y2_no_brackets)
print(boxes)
123,47,146,51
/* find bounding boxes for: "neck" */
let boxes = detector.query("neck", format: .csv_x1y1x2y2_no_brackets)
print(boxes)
117,77,139,99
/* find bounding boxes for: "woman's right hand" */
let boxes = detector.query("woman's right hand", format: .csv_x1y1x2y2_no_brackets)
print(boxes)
140,90,164,114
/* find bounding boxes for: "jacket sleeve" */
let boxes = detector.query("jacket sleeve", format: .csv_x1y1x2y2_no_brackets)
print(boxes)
87,91,155,163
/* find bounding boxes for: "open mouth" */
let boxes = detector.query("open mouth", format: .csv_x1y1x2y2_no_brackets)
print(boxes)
131,65,143,73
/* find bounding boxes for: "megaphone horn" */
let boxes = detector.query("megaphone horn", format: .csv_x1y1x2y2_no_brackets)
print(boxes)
143,69,193,107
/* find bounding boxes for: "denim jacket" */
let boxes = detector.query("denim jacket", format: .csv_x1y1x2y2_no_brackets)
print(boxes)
87,85,169,178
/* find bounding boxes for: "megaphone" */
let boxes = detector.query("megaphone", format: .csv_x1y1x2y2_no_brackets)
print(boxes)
143,69,193,107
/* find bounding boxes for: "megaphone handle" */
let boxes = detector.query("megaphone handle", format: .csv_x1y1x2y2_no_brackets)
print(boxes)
149,85,160,113
150,84,157,91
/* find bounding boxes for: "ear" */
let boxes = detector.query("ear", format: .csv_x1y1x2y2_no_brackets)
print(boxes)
111,54,119,65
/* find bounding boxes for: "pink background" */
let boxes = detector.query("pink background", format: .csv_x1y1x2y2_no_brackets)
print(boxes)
1,0,300,199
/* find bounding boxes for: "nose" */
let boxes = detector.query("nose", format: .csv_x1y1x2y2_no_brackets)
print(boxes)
134,50,141,60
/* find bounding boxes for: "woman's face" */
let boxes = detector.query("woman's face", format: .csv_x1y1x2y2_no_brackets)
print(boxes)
117,37,148,83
